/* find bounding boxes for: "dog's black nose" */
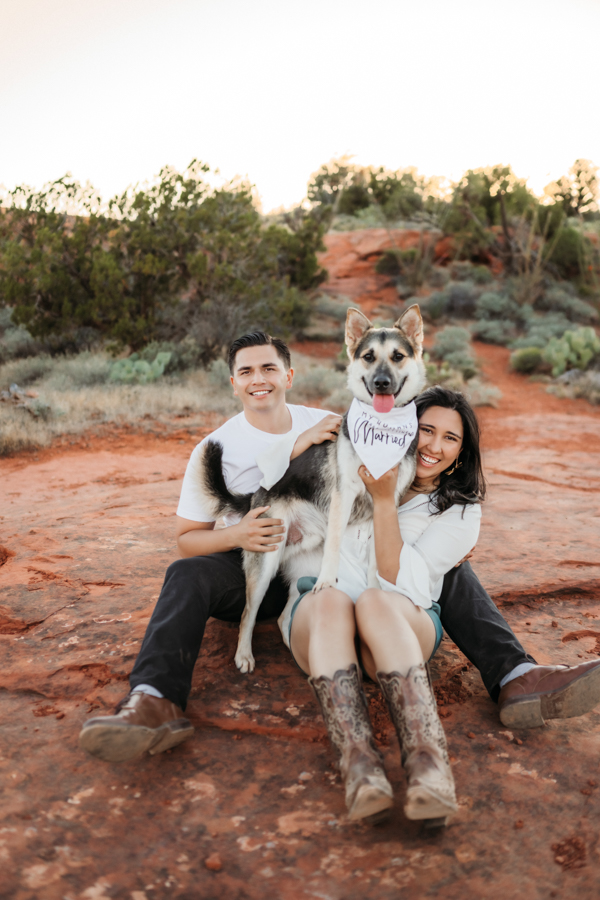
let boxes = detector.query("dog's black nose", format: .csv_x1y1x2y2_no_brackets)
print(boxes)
373,376,392,392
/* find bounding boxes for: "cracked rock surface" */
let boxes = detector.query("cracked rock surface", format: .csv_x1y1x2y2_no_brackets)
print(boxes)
1,366,600,899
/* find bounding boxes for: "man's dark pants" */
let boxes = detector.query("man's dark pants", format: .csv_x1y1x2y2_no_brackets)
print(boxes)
130,552,535,709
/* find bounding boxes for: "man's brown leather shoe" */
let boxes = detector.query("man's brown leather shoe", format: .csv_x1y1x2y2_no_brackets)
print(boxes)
78,692,194,762
498,659,600,728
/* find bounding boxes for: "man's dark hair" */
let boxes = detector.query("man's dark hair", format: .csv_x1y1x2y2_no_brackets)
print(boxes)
414,386,486,514
227,331,291,374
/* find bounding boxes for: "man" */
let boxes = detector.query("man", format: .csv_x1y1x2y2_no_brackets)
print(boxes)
79,331,600,762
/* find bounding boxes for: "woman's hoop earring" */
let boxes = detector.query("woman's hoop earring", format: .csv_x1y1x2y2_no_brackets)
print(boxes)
444,460,463,477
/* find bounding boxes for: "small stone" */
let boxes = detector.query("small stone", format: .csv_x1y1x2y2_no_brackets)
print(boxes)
488,744,496,751
55,712,65,720
467,732,476,739
204,852,222,871
551,620,558,628
515,738,523,745
514,820,524,829
581,788,591,795
588,780,597,787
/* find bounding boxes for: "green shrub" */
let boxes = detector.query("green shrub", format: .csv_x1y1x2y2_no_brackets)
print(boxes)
208,358,232,390
444,281,479,317
428,267,450,288
510,314,571,349
547,227,586,279
43,353,112,389
542,327,600,376
443,351,478,379
288,366,346,403
510,347,544,374
430,326,477,379
337,184,372,216
475,291,522,322
322,385,354,412
465,378,502,408
0,355,55,386
471,265,494,285
449,261,474,281
552,370,600,405
375,251,402,277
109,351,172,385
536,287,598,324
314,295,354,323
0,325,39,363
420,282,479,321
0,309,40,363
431,326,472,358
0,166,323,360
472,319,517,344
419,291,448,321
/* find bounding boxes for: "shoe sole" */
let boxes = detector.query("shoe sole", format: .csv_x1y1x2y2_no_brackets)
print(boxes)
79,720,194,763
499,664,600,729
404,786,457,824
348,783,394,823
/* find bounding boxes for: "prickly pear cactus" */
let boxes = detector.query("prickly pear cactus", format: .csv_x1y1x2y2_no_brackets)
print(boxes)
109,351,172,384
542,327,600,377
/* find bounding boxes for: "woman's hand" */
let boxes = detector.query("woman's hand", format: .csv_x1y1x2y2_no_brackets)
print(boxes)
358,464,399,505
360,464,403,583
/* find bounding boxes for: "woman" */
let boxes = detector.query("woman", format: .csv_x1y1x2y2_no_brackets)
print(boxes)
288,386,485,826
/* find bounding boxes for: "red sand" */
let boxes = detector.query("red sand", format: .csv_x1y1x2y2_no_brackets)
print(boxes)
2,241,600,897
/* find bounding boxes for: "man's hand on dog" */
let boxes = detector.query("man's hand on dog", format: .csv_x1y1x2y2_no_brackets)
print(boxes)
291,414,342,460
233,506,285,552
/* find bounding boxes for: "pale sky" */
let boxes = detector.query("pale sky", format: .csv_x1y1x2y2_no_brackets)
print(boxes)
1,0,599,211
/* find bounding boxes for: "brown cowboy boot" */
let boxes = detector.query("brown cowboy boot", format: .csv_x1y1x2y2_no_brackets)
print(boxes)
498,660,600,728
309,664,394,822
378,663,458,826
79,691,194,763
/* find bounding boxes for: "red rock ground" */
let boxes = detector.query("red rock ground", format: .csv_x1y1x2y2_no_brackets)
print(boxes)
1,237,600,899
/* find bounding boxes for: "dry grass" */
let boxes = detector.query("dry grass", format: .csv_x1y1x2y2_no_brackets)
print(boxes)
0,368,242,456
0,346,504,456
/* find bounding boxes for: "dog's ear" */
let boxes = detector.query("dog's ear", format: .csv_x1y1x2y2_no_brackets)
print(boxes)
395,304,423,349
345,308,372,357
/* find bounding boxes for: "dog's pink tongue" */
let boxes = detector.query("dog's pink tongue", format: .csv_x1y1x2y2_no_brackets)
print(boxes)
373,394,394,414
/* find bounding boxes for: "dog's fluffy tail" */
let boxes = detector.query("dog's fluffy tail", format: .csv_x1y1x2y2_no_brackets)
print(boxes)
200,440,252,518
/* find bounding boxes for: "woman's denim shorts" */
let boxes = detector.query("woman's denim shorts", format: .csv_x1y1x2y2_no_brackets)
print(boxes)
287,575,443,666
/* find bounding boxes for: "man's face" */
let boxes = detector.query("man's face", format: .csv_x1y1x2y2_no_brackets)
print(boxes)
231,345,293,413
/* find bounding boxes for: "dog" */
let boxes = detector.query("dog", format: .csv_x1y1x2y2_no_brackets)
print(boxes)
196,304,426,672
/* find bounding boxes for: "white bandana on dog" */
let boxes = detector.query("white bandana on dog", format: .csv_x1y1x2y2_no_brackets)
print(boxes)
347,398,418,480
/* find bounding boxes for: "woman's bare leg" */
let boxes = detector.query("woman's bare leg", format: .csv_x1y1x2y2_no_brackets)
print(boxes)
355,589,457,824
290,587,358,677
290,587,393,821
354,589,435,679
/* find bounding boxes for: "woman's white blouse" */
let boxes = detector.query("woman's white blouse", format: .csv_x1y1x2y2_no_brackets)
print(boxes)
336,494,481,608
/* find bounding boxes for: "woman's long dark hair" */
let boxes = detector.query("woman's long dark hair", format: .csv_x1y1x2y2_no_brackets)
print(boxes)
414,386,486,514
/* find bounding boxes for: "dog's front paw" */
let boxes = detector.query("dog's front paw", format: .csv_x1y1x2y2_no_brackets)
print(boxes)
235,649,256,674
311,579,335,594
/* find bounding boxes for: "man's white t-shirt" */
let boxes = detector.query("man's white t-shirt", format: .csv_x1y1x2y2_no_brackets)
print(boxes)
177,405,332,526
